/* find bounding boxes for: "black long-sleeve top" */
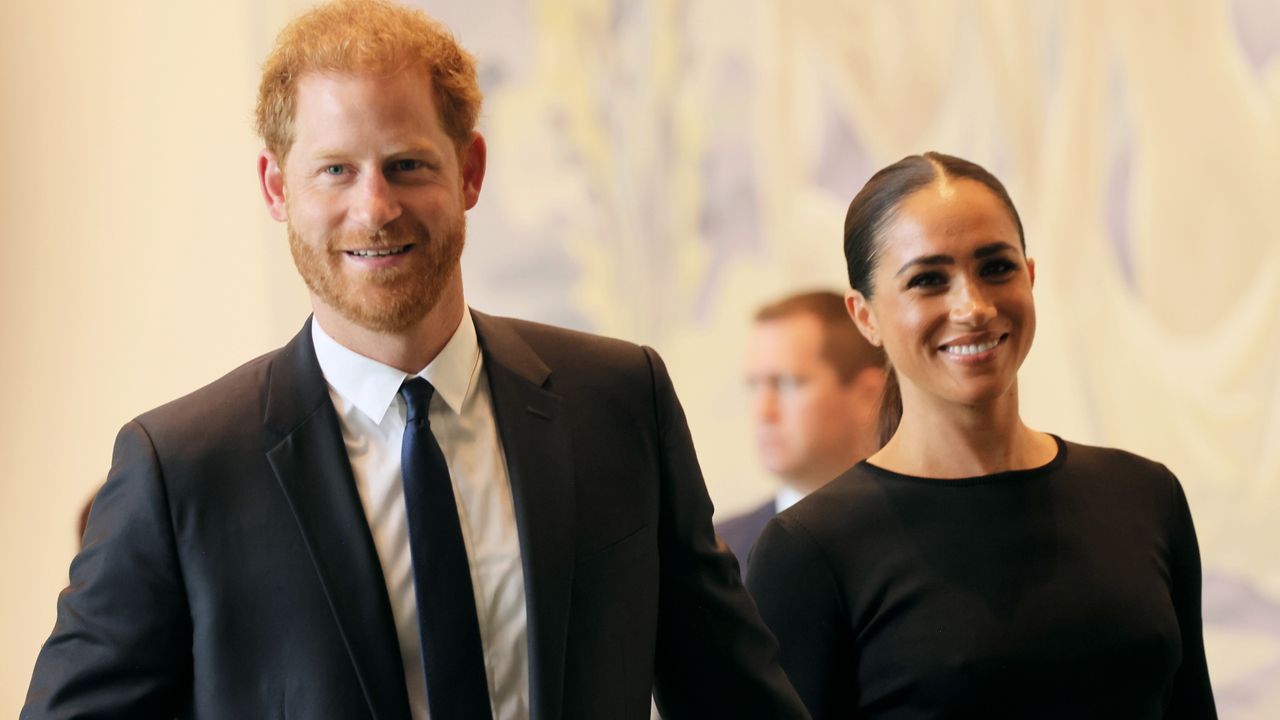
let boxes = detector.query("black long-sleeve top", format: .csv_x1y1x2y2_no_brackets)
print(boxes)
747,437,1216,719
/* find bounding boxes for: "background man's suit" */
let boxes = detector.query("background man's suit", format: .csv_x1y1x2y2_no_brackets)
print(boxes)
24,311,806,719
717,500,776,580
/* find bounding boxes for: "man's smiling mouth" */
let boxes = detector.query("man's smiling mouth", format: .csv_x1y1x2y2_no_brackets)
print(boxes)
345,244,412,258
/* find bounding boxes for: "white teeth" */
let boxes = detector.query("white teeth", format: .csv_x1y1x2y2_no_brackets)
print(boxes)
348,246,408,257
944,338,1001,356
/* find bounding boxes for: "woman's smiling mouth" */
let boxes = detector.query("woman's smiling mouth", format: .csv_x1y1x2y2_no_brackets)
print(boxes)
940,334,1008,359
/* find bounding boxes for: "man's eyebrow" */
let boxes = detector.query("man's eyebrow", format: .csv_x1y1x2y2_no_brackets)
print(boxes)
307,144,446,163
310,150,348,163
390,144,445,161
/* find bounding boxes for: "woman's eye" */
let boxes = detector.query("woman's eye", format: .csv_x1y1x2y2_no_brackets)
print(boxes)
980,259,1016,277
906,271,947,289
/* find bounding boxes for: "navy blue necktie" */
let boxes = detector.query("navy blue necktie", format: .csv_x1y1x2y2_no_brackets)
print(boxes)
399,378,493,719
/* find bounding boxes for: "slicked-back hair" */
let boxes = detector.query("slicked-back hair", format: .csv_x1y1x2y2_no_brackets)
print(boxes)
843,151,1024,299
841,152,1026,446
754,290,884,384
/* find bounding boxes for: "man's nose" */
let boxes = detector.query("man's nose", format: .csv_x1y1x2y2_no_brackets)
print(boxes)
753,386,780,422
349,171,402,232
949,280,996,326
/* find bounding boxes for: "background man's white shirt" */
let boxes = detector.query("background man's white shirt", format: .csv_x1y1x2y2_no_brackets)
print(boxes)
774,485,805,514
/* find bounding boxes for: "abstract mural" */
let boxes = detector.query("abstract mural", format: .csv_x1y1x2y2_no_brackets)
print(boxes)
424,0,1279,714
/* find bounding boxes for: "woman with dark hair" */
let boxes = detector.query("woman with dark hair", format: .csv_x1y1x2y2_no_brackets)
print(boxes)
747,152,1216,718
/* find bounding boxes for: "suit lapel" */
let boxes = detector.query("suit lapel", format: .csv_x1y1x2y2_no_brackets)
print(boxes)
473,311,576,720
264,319,411,720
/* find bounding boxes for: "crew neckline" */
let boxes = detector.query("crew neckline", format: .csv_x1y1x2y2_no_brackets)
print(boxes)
858,434,1067,487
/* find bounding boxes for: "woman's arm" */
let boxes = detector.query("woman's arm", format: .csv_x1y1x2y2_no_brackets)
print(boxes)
747,515,855,719
1163,472,1217,719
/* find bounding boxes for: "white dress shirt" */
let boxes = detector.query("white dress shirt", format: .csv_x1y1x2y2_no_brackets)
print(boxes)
774,486,806,514
312,312,530,720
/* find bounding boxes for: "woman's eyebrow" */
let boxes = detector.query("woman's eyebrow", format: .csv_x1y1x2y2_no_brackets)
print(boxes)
973,241,1018,259
895,254,953,277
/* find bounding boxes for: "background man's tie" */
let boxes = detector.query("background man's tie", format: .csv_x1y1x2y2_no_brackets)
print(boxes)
399,377,493,719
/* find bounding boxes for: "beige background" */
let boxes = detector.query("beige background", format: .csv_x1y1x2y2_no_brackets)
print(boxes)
4,0,1279,716
0,0,312,708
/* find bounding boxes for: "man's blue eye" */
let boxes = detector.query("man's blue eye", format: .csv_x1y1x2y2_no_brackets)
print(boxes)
324,165,344,175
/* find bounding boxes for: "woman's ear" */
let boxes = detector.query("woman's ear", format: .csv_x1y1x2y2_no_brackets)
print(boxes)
845,289,882,347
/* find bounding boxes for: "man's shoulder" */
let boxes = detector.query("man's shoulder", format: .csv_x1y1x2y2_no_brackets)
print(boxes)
716,499,776,562
130,335,304,452
474,311,660,386
717,500,776,535
476,311,647,359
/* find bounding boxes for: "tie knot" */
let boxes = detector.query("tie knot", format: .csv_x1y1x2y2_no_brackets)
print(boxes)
399,377,437,424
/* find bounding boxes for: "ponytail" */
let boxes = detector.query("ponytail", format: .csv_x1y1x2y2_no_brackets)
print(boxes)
877,362,903,448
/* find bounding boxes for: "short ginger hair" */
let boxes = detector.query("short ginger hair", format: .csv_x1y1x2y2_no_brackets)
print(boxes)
754,290,884,384
255,0,483,162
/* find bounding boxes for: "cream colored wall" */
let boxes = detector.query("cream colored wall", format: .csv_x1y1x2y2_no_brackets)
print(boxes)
0,0,315,711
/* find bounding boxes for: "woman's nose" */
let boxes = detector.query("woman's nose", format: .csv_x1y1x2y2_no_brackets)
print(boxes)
949,282,996,326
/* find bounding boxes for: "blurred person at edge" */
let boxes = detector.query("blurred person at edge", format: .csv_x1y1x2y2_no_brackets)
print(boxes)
76,495,94,546
717,291,884,578
21,1,808,718
747,152,1216,719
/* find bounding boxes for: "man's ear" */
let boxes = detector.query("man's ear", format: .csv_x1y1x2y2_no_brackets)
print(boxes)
1027,256,1036,288
258,150,288,222
845,289,882,347
460,131,487,210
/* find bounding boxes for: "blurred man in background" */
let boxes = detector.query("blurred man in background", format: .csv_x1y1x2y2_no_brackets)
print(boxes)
718,291,884,577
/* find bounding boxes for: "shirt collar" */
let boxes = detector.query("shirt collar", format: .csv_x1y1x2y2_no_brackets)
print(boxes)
311,310,482,425
775,485,807,513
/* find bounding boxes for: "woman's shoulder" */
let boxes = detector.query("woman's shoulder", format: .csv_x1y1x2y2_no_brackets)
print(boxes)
766,464,895,545
748,467,889,600
1058,437,1168,471
1055,438,1179,487
1047,438,1191,523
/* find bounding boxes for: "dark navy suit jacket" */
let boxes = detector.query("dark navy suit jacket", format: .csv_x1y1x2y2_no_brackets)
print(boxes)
717,499,777,580
24,312,807,720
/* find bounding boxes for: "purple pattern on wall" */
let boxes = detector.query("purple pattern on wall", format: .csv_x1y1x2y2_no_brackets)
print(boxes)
1204,570,1280,712
1231,0,1280,73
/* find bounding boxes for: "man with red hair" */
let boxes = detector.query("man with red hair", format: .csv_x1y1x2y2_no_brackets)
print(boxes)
23,2,806,718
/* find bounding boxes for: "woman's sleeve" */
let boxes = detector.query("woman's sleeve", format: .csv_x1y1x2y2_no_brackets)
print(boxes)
747,515,853,720
1164,472,1218,719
